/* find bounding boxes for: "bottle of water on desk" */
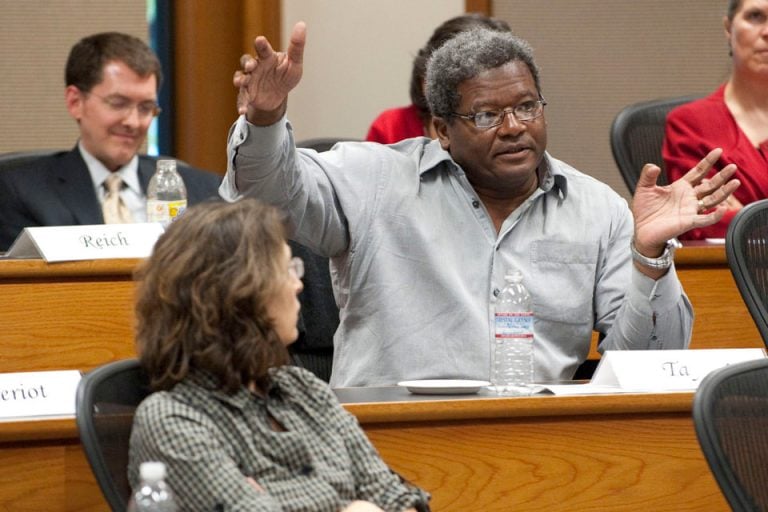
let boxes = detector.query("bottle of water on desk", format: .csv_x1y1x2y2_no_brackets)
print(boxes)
128,461,177,511
147,159,187,226
492,269,534,395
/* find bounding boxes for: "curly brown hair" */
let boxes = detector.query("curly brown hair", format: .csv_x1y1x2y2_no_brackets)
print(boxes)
134,199,291,394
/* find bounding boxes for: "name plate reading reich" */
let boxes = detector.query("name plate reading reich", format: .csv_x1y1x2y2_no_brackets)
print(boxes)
591,348,767,392
0,370,82,419
5,223,164,261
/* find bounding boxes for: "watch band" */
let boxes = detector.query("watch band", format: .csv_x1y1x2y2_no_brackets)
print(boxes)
630,238,681,270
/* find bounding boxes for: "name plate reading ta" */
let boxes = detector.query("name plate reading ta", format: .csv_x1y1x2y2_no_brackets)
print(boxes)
0,370,81,419
5,223,164,261
591,348,767,392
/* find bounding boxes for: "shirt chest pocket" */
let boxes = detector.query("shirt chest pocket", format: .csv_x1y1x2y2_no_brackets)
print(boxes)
529,240,598,325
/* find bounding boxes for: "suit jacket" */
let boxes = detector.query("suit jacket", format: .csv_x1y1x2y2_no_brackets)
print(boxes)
0,147,222,250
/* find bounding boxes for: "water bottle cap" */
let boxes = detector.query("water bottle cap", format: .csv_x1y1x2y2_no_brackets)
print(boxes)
139,461,167,482
505,269,523,282
156,159,177,173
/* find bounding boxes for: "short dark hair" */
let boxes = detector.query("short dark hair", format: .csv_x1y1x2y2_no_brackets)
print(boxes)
727,0,742,21
65,32,162,92
426,28,541,120
409,14,512,120
134,199,292,394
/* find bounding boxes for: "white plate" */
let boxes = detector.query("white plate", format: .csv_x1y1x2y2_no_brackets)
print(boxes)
397,379,491,395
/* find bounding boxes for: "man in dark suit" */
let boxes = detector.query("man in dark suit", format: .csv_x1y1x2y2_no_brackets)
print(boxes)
0,32,221,251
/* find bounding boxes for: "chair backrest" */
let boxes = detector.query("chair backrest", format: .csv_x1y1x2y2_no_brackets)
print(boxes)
297,137,359,152
609,95,699,193
75,359,150,512
693,358,768,511
287,240,339,382
726,199,768,347
0,150,59,172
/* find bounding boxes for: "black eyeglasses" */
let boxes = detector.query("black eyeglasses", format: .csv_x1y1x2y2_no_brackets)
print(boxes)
452,99,547,129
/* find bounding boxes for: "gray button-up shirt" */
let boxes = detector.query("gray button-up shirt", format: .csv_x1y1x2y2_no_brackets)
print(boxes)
221,116,693,387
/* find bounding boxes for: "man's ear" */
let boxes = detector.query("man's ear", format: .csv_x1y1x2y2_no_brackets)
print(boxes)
433,116,451,150
65,85,84,121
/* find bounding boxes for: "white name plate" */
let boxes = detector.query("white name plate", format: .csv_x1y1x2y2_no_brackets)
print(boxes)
0,370,81,419
591,348,767,391
4,223,164,262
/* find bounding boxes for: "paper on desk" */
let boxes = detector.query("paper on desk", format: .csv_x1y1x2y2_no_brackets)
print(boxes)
541,383,687,396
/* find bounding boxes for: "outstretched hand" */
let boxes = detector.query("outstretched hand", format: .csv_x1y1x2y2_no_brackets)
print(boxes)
631,148,740,257
234,21,307,125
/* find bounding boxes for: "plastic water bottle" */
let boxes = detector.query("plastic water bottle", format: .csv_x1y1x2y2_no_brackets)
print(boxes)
128,461,177,511
146,159,187,226
492,269,534,395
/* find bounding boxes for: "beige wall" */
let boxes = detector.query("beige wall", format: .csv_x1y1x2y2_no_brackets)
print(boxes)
281,0,465,142
494,0,730,198
0,0,731,201
0,1,148,153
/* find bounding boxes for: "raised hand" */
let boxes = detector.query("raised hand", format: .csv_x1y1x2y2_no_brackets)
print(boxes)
631,148,740,258
234,21,307,125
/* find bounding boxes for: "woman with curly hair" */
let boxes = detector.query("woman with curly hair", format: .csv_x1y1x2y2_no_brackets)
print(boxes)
128,198,428,512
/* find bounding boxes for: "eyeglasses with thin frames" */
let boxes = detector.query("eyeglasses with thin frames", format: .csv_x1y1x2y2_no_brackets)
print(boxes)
86,91,162,119
452,98,547,129
289,257,304,280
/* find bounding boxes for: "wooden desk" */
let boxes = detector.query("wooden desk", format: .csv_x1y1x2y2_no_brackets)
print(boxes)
0,244,755,510
0,391,727,511
674,242,762,349
0,243,761,375
0,258,138,373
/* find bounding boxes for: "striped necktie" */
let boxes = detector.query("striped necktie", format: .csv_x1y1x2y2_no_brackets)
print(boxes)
102,173,134,224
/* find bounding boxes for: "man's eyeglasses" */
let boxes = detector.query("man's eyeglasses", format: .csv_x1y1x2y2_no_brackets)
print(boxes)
452,99,547,129
289,257,304,279
87,91,162,119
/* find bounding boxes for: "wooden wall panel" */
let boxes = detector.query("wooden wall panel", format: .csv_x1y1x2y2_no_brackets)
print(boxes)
172,0,280,175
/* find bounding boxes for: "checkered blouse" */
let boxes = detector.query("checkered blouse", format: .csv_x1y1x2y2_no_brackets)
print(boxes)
128,365,429,511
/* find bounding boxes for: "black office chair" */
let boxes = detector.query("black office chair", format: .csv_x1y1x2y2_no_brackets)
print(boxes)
610,95,699,193
693,358,768,511
0,150,58,171
726,200,768,347
75,359,150,512
288,241,339,382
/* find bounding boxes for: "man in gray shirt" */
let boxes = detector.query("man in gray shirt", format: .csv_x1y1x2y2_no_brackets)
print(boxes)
221,24,740,388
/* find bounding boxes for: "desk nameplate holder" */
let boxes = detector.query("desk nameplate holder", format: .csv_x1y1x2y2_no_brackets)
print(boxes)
592,348,767,391
0,370,81,419
3,223,164,262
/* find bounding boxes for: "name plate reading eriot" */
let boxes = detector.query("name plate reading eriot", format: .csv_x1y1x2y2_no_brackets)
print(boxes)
0,370,82,419
4,223,165,262
591,348,767,391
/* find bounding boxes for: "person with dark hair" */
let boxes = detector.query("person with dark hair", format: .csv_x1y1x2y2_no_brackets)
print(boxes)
223,23,740,388
365,13,511,144
0,32,220,251
663,0,768,240
128,199,428,512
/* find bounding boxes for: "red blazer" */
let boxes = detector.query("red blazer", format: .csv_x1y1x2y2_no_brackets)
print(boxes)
663,84,768,240
365,104,425,144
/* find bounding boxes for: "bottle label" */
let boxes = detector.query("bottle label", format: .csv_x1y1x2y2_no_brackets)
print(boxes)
495,312,534,338
147,199,188,224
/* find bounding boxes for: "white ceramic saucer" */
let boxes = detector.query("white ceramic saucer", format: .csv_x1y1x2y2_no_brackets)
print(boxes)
397,379,491,395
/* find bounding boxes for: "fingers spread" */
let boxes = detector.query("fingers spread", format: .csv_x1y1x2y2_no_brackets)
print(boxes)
684,147,723,183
